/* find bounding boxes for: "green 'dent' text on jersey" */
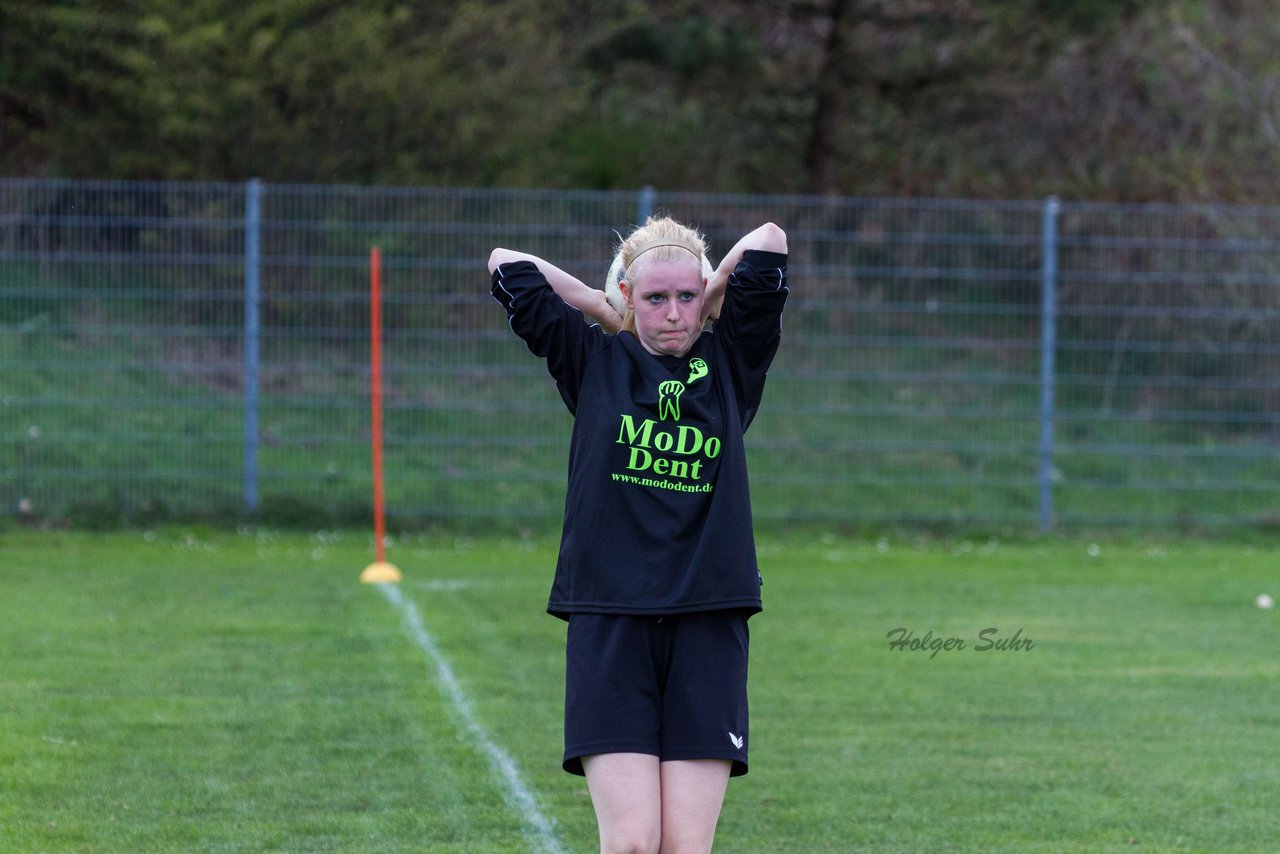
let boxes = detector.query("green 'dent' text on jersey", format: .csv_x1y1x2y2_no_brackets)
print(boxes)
491,250,789,620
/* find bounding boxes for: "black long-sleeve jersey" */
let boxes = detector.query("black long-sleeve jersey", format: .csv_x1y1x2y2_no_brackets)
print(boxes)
491,250,789,620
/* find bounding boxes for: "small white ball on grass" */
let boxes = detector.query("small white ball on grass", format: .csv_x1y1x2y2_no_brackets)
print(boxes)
1256,593,1274,609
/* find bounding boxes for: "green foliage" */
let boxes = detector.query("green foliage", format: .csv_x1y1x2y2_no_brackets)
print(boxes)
0,1,154,174
982,0,1159,33
4,1,1280,199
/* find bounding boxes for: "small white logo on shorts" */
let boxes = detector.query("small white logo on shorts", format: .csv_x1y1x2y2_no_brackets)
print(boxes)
728,732,744,750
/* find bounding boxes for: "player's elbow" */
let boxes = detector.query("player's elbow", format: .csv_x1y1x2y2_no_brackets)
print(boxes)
758,222,787,254
488,247,515,274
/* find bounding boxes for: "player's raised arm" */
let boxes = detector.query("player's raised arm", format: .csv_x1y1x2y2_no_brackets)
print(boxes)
703,223,788,322
488,248,624,332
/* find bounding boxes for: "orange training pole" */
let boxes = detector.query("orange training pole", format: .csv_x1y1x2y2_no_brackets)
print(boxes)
371,246,386,562
361,246,401,583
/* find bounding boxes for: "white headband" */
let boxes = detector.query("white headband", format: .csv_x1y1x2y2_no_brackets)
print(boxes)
627,237,704,265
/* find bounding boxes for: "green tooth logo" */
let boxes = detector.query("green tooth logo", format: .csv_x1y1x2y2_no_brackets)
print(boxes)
686,358,708,384
658,380,685,421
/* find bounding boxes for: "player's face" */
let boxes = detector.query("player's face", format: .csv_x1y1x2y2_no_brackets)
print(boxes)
621,259,706,358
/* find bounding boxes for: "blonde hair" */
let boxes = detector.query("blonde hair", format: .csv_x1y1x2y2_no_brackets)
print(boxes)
605,216,713,333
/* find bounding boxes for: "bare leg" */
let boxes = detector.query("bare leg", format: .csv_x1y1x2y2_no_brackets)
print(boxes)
659,759,733,854
581,754,733,853
582,753,662,854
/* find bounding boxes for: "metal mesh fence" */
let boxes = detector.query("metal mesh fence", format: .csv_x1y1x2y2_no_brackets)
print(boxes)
1052,202,1280,526
2,179,1277,532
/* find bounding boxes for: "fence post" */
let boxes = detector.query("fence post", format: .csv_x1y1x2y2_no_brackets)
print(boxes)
243,178,262,515
1038,196,1060,533
637,185,656,223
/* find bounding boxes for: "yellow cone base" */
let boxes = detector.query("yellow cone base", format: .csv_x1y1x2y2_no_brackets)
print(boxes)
360,561,402,584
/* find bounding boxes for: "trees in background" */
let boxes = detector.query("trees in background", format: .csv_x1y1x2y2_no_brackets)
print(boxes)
3,0,1279,201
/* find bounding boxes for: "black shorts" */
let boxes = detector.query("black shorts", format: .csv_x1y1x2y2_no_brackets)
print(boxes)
562,610,750,777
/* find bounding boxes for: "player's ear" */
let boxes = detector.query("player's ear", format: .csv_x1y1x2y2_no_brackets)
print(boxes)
618,279,632,303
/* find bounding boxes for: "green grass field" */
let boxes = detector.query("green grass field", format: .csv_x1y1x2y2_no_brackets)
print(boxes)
2,528,1278,852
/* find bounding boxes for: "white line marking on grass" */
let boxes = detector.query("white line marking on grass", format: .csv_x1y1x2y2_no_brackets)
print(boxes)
376,583,566,854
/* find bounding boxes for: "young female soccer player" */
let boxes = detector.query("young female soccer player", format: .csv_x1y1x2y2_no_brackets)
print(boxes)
489,216,788,854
